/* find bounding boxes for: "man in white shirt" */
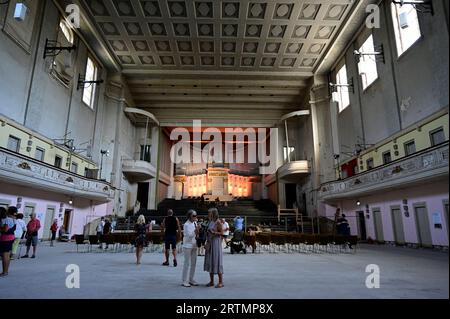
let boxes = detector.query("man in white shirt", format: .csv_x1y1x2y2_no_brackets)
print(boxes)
221,218,230,248
182,210,200,287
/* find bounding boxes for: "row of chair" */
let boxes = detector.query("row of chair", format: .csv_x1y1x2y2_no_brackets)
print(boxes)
74,233,182,253
74,232,357,254
252,232,358,254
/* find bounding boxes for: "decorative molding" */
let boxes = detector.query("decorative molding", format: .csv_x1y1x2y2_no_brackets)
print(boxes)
0,148,114,200
319,143,449,200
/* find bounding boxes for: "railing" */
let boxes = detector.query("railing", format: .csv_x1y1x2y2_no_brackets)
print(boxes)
0,147,114,200
319,142,449,200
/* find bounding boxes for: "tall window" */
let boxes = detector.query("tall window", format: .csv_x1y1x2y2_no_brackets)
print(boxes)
140,145,151,163
383,151,392,164
366,158,374,170
430,127,446,146
7,136,21,152
334,64,350,112
35,147,45,161
358,34,378,90
391,3,421,56
71,162,78,174
54,155,63,168
283,146,295,162
404,140,416,156
82,57,98,108
59,19,74,44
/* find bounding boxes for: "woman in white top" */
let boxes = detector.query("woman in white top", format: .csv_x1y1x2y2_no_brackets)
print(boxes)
182,210,200,287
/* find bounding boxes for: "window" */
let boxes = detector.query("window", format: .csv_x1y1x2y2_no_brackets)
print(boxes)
358,34,378,90
383,151,392,164
82,57,98,108
283,146,295,162
430,127,446,146
51,19,75,87
140,145,151,163
391,3,421,56
59,19,74,44
334,64,350,112
71,162,78,174
23,205,35,224
404,140,416,156
366,158,374,170
54,156,63,168
35,147,45,161
7,136,21,152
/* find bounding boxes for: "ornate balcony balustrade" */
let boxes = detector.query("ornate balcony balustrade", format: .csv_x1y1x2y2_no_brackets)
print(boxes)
0,147,114,200
319,142,449,200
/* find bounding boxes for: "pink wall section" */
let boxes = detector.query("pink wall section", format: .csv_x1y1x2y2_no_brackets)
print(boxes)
322,180,449,246
0,182,110,239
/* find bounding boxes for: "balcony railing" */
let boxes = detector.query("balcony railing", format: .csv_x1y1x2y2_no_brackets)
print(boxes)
319,142,449,200
0,147,114,200
122,159,157,182
278,160,310,182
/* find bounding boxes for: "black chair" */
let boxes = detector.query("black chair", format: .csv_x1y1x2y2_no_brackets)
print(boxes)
88,235,99,252
75,235,88,253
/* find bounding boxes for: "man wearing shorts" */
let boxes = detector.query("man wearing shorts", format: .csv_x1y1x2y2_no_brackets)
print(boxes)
22,213,41,259
161,209,181,267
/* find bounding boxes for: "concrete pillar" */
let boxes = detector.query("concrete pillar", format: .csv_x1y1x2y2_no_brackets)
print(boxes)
309,75,334,214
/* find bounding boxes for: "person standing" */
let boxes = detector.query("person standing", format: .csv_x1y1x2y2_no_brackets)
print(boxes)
11,211,26,259
233,216,244,231
96,217,105,248
196,219,207,256
0,207,16,277
204,208,224,288
134,215,149,265
50,219,58,247
221,218,230,248
182,210,200,287
161,209,181,267
22,213,41,259
103,218,112,250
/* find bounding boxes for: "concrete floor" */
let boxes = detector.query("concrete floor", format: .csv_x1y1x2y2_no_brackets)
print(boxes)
0,242,448,299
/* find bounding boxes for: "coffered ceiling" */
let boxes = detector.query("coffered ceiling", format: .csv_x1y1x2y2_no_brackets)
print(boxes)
73,0,367,126
82,0,353,73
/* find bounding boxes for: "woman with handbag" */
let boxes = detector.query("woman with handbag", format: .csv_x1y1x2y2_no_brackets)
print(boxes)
204,208,224,288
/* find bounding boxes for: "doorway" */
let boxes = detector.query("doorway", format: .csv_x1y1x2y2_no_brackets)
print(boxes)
357,211,367,240
414,204,432,247
285,183,297,209
137,182,149,210
43,206,56,240
63,210,72,233
391,206,405,245
372,208,384,243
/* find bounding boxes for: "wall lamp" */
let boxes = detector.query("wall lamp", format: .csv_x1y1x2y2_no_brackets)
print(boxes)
354,45,385,64
329,78,354,94
77,74,104,90
356,200,361,206
392,0,433,15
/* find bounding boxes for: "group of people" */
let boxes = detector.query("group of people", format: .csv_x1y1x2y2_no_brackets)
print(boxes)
0,206,45,277
133,208,226,288
96,217,114,249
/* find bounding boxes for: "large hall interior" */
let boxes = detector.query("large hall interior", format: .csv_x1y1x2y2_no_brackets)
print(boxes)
0,0,448,299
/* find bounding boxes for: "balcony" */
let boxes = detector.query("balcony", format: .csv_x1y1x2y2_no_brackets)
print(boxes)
319,142,449,201
122,159,157,182
278,160,310,182
0,148,114,201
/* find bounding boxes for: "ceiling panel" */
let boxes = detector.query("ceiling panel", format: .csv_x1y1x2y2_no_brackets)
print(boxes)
82,0,355,73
